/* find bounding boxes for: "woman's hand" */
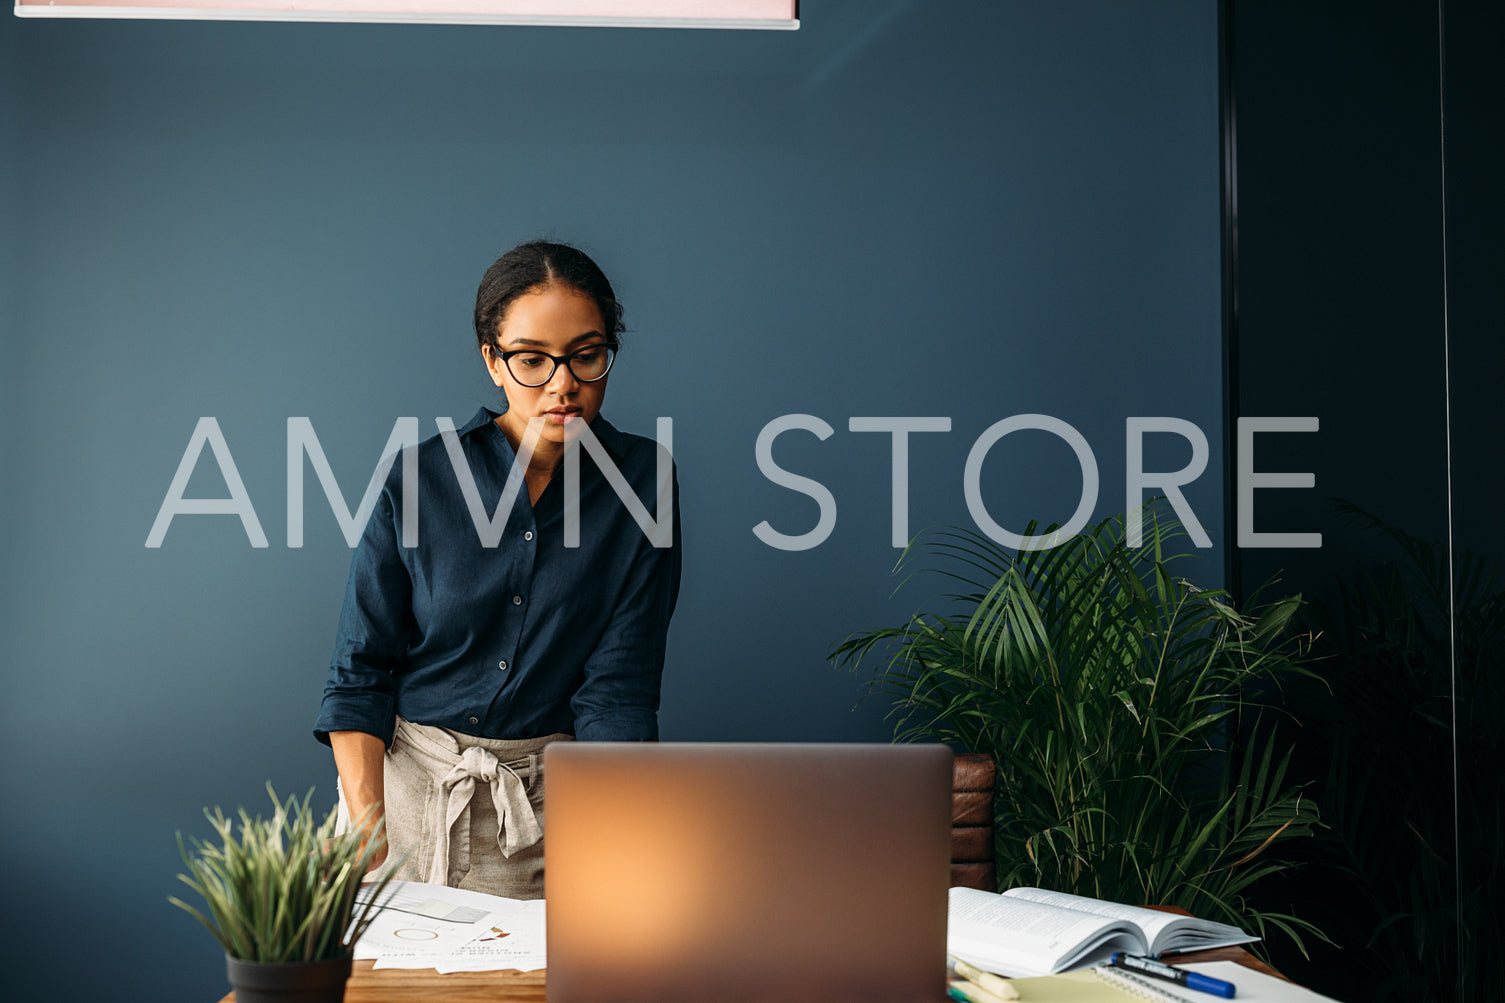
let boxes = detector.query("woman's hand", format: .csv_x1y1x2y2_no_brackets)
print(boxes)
330,730,390,874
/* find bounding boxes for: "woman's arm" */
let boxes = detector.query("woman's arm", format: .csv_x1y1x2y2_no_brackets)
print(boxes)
315,483,411,747
330,729,389,871
570,462,682,740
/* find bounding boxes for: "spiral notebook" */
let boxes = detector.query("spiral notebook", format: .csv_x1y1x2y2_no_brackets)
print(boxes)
1094,966,1198,1001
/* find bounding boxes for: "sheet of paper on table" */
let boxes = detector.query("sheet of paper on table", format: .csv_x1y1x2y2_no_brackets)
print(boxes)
354,880,547,972
1179,961,1345,1003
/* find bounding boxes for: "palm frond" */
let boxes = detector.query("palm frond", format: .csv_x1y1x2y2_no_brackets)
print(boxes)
830,502,1320,947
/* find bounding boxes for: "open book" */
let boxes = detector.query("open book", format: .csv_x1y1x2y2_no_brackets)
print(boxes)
947,886,1257,978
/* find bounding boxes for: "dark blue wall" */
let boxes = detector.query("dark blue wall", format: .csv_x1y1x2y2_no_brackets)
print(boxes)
0,3,1220,1000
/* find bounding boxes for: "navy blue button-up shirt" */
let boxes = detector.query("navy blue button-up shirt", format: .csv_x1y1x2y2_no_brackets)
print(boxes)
313,407,680,745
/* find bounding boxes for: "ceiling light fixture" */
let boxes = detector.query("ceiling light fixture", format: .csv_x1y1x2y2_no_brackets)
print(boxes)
13,0,799,28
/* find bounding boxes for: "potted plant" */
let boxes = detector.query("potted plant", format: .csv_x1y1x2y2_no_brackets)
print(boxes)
170,785,396,1003
831,507,1325,955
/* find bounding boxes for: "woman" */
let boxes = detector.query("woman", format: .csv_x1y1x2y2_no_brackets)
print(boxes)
313,240,681,898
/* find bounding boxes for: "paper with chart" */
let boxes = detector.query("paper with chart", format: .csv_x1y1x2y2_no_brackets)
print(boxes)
354,880,547,971
433,896,546,973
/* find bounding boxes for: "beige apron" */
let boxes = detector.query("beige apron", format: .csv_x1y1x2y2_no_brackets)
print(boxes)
338,717,571,899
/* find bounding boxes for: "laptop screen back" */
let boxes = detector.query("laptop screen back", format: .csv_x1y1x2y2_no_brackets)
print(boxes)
544,742,952,1003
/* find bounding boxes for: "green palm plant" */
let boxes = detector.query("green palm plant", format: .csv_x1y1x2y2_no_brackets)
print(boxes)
170,785,396,963
831,508,1323,954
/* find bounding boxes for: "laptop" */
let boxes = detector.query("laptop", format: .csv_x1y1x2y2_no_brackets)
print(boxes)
544,742,952,1003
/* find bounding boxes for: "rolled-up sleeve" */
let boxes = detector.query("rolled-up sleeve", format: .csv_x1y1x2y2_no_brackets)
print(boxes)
571,470,682,741
313,486,413,747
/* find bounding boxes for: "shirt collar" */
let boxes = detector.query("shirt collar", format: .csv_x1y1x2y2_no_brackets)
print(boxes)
459,406,629,462
459,406,502,437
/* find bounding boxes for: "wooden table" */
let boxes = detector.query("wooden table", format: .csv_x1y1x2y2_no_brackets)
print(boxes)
1161,941,1287,981
216,940,1281,1002
217,962,546,1002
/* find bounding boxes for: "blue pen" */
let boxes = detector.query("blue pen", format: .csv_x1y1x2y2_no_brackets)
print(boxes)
1110,952,1237,998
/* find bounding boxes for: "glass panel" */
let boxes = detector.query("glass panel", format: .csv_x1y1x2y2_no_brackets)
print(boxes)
1228,0,1500,997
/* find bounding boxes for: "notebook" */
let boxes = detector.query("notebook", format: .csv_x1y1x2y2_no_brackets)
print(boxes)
543,742,953,1003
1004,962,1345,1003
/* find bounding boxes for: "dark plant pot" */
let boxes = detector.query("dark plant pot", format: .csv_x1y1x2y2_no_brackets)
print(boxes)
225,954,352,1003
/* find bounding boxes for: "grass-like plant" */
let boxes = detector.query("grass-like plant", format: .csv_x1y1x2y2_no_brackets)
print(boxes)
831,508,1324,954
170,785,396,963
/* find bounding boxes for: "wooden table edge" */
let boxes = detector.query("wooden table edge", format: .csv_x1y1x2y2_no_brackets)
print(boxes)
218,960,547,1002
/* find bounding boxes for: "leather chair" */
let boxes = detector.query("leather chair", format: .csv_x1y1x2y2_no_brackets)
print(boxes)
951,752,996,890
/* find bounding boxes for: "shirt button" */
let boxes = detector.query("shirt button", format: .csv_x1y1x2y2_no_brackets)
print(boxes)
524,531,534,541
468,716,478,725
498,660,508,671
512,595,523,605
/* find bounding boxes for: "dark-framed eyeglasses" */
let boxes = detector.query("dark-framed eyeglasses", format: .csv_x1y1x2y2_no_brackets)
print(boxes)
497,342,618,387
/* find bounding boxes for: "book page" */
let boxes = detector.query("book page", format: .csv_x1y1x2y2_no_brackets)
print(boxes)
1002,886,1177,939
1002,887,1254,954
948,887,1144,978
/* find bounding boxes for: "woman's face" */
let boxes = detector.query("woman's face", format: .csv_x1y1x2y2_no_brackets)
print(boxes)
483,281,611,452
